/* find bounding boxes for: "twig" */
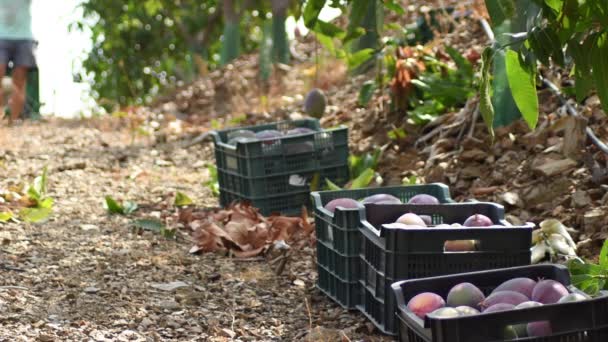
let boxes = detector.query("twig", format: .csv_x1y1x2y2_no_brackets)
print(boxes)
540,78,608,155
275,256,289,276
468,104,480,138
340,331,352,342
0,264,26,272
305,297,313,330
0,285,29,290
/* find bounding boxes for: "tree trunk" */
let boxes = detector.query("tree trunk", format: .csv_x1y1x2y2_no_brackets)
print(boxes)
220,0,240,65
271,0,290,64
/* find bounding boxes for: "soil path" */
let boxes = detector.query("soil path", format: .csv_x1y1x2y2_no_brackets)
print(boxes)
0,120,387,341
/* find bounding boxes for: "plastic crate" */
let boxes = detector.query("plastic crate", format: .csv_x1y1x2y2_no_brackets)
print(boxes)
393,264,608,342
219,165,349,216
311,184,453,256
317,264,360,310
210,119,349,178
359,267,400,335
358,202,534,335
317,240,359,280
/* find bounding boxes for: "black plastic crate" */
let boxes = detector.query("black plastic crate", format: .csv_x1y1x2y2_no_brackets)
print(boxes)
359,263,400,335
317,264,360,310
218,165,348,215
393,264,608,342
317,240,359,280
358,202,534,335
210,119,349,178
311,184,453,256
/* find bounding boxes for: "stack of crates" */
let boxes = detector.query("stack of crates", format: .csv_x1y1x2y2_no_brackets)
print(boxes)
210,119,349,216
311,184,453,309
312,185,535,336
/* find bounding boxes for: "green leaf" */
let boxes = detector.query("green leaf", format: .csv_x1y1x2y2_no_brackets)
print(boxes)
19,207,52,223
358,80,376,106
599,239,608,270
38,197,54,209
445,46,473,77
544,0,564,13
569,37,595,102
123,201,138,215
174,191,193,207
325,178,342,191
479,47,496,139
303,0,326,28
350,168,375,189
347,48,375,70
315,32,338,57
383,0,405,14
591,33,608,114
345,0,368,42
313,20,345,39
105,196,124,215
505,49,539,130
403,175,417,185
388,127,406,140
0,212,13,223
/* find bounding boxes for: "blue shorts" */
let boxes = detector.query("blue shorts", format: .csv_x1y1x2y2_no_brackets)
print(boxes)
0,39,37,68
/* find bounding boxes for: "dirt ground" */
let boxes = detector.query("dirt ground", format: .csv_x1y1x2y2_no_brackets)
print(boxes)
0,120,389,342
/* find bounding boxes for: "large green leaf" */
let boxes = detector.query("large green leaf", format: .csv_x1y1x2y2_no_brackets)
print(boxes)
313,20,345,39
20,207,52,223
350,168,375,189
479,47,496,139
303,0,326,28
591,33,608,114
325,178,342,191
569,37,595,102
599,239,608,270
505,49,539,129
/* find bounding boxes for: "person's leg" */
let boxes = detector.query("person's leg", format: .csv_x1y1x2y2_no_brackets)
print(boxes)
0,40,10,119
10,40,37,123
9,66,27,122
0,64,6,118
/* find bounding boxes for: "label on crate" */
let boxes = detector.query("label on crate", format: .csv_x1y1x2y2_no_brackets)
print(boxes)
288,174,307,187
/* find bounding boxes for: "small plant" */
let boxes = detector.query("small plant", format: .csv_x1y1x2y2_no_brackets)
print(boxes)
174,191,193,207
325,147,385,190
20,167,54,223
104,196,138,215
569,239,608,296
204,164,219,197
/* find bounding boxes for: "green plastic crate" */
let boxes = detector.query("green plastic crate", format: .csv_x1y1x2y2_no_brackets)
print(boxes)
311,184,454,256
211,119,350,215
210,119,349,178
219,165,349,216
311,184,454,309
